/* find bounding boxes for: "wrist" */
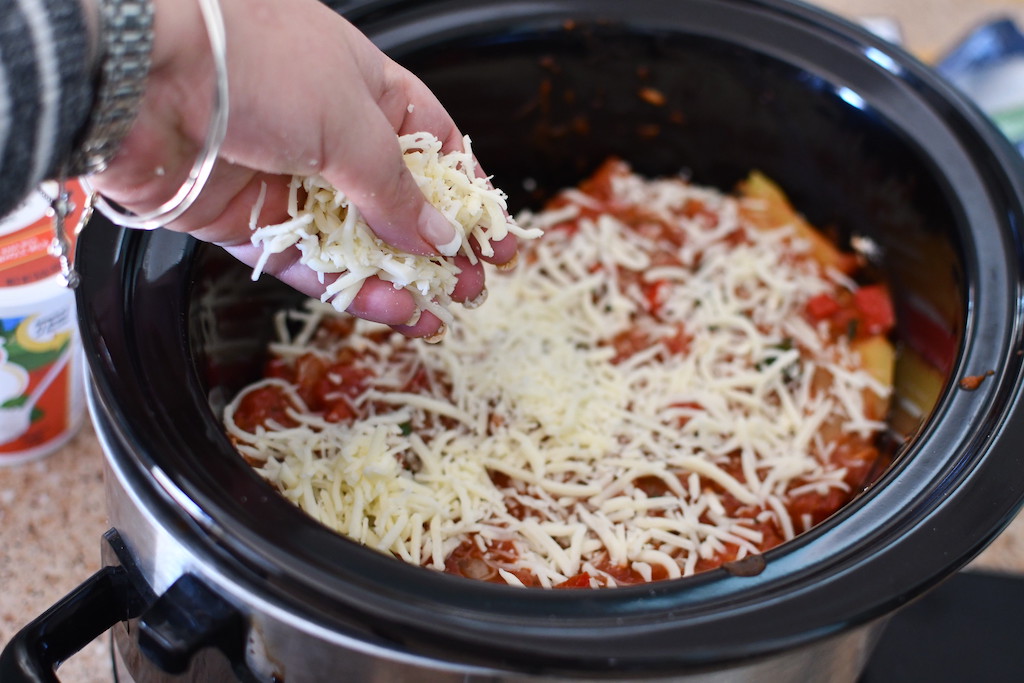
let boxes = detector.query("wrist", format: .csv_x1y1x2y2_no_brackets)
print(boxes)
67,0,155,176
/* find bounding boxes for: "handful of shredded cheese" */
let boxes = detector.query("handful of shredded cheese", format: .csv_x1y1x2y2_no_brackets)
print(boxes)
248,132,542,323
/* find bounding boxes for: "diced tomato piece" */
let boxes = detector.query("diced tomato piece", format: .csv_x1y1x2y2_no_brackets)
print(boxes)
324,400,357,423
264,357,294,382
634,475,671,497
578,158,630,201
854,285,895,335
332,365,375,399
806,293,840,320
233,385,297,432
555,573,594,589
403,367,431,393
609,327,652,363
643,278,675,317
294,354,328,408
643,279,670,314
661,325,690,355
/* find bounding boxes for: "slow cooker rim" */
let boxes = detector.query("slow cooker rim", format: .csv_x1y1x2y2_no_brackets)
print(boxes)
77,0,1024,669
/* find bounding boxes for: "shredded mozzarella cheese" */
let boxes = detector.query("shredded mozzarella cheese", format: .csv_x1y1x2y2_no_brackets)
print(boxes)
248,132,542,322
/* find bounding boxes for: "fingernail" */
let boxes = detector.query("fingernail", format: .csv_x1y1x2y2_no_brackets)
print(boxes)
424,323,447,344
463,287,488,309
401,309,423,327
496,251,519,272
421,208,461,256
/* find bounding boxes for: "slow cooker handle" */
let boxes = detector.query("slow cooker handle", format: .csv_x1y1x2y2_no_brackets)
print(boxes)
0,564,144,683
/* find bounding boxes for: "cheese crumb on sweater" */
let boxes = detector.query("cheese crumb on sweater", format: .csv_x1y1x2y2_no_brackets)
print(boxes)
226,166,892,588
248,132,543,323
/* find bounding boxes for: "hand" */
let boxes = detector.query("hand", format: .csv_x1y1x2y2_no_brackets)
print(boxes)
86,0,517,338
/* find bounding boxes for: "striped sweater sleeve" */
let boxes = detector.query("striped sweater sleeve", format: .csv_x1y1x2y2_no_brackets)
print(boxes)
0,0,93,217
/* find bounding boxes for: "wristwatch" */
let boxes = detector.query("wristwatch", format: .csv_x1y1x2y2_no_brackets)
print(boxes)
66,0,154,177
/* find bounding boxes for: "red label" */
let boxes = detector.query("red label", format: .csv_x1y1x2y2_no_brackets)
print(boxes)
0,181,84,288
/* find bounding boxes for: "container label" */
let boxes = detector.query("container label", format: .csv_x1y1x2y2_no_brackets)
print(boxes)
0,304,78,454
0,181,83,288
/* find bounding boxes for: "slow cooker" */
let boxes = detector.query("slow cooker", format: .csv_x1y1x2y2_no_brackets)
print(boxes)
5,0,1024,680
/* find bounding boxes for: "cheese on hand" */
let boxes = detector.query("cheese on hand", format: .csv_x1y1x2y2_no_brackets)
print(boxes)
248,132,542,323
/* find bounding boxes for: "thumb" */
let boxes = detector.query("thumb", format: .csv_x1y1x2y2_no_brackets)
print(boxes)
321,116,458,257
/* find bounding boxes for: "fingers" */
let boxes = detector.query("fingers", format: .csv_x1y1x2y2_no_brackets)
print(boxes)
382,68,522,269
206,174,464,341
450,255,485,304
227,236,444,339
317,70,460,258
474,233,518,267
341,277,418,326
391,310,446,341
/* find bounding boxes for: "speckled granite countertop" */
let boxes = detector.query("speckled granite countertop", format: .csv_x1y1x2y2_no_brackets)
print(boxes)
4,2,1024,682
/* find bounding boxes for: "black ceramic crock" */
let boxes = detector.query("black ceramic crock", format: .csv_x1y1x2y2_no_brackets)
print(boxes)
5,0,1024,681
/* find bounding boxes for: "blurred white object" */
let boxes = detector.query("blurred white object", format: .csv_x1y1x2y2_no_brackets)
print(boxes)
937,18,1024,152
859,16,905,45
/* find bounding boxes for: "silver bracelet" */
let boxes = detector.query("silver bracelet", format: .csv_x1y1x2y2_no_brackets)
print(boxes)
79,0,229,230
67,0,154,177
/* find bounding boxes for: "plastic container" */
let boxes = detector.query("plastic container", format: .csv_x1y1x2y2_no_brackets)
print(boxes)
0,181,86,465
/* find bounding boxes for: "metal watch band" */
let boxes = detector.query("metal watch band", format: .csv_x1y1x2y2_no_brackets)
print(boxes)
67,0,155,177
